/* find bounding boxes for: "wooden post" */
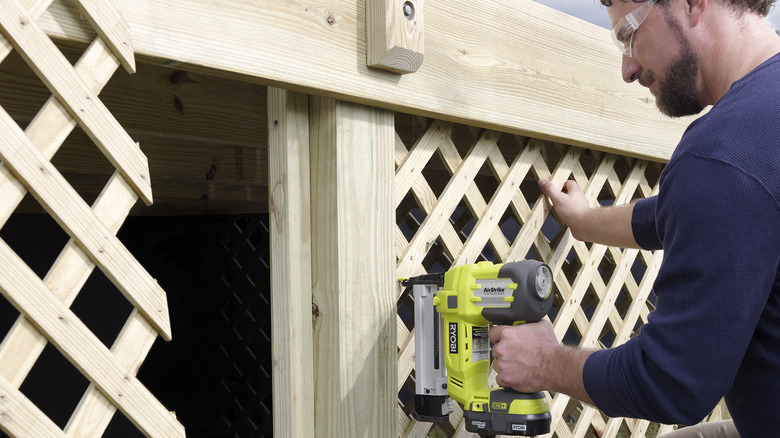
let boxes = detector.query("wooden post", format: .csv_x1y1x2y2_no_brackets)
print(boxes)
309,96,396,437
268,88,316,437
366,0,424,74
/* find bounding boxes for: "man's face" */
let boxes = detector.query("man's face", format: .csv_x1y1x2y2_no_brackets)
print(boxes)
607,0,705,118
652,29,704,117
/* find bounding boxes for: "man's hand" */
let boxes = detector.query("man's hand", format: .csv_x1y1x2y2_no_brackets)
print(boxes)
538,179,591,240
489,320,558,393
489,321,595,405
538,179,640,249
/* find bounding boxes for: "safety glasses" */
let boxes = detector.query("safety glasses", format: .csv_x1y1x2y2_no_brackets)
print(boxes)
611,0,658,57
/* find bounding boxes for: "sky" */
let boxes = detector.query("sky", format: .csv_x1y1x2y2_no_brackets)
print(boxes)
531,0,780,31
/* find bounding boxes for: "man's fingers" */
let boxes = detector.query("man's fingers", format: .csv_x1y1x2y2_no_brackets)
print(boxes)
538,179,566,204
488,325,506,343
561,180,584,196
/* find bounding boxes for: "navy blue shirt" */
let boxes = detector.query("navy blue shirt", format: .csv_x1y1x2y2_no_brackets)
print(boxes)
583,53,780,436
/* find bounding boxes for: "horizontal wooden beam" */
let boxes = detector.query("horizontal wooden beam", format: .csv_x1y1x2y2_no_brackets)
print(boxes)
39,0,691,161
1,44,268,215
0,46,266,150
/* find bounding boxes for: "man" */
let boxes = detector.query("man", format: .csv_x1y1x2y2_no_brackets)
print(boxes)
488,0,780,436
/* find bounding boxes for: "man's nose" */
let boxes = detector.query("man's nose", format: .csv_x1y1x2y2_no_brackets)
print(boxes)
622,55,641,83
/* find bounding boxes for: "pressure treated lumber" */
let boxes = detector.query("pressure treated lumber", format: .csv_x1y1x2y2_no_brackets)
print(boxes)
0,27,121,228
0,172,137,388
310,97,396,437
0,0,153,204
366,0,424,74
0,107,172,340
65,308,159,437
0,48,267,150
0,42,268,215
396,129,499,276
39,0,692,162
268,88,315,437
0,241,184,438
69,0,135,73
0,375,67,438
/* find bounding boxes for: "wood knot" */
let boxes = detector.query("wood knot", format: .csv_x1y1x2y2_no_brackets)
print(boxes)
312,302,321,319
168,70,187,84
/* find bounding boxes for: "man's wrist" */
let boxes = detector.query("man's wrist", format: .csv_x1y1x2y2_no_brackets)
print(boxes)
542,344,595,405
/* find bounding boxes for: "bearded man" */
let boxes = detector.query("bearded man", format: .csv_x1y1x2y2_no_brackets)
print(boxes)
489,1,780,436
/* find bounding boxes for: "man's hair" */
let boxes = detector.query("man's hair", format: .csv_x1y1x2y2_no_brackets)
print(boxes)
600,0,776,17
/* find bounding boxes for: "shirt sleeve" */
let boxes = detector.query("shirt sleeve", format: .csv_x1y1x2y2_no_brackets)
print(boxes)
582,154,780,424
631,196,661,250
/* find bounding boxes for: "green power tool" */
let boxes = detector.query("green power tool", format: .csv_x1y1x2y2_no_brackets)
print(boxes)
403,260,554,437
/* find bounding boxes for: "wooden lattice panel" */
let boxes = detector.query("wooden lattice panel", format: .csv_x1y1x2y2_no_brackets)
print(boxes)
0,1,183,437
394,114,725,437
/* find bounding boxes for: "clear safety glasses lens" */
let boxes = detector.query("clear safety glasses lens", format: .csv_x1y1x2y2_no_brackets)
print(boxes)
611,0,658,57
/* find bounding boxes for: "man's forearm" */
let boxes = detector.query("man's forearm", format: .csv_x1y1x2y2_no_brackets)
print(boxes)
542,345,595,406
575,203,640,249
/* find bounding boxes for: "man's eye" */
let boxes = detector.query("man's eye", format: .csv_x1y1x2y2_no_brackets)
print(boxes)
616,25,634,44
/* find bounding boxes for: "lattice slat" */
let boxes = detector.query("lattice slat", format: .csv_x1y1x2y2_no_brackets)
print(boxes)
506,147,582,263
0,242,181,437
0,0,152,204
398,129,501,276
0,110,171,337
452,140,540,266
65,308,158,436
0,376,66,438
0,172,136,387
0,1,183,436
68,0,136,73
394,112,723,437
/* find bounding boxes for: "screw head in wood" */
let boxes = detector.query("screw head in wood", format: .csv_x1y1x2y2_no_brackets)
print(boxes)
403,1,414,20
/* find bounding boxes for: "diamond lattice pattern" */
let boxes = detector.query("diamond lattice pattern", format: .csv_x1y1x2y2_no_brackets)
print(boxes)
0,1,183,437
394,113,726,437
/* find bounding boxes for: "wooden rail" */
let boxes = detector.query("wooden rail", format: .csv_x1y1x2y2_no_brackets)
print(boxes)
37,0,692,162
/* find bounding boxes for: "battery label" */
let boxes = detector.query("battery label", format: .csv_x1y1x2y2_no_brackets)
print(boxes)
472,326,489,362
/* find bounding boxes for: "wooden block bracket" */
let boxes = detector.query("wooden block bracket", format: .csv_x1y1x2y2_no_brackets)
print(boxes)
366,0,424,74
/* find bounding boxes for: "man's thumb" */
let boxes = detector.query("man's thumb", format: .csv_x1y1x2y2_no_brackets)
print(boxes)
538,179,561,201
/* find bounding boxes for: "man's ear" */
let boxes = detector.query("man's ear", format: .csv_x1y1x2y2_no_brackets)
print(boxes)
686,0,708,27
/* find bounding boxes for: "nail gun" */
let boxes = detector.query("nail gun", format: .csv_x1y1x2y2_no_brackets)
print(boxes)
402,261,554,436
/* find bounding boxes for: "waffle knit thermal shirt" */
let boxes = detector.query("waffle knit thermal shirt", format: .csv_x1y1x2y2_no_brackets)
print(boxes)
583,53,780,436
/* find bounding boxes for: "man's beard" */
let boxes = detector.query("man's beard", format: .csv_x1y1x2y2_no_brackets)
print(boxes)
652,20,705,117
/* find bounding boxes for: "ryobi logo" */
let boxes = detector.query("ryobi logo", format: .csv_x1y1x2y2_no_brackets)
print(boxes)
491,401,507,411
449,323,458,354
512,424,527,432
